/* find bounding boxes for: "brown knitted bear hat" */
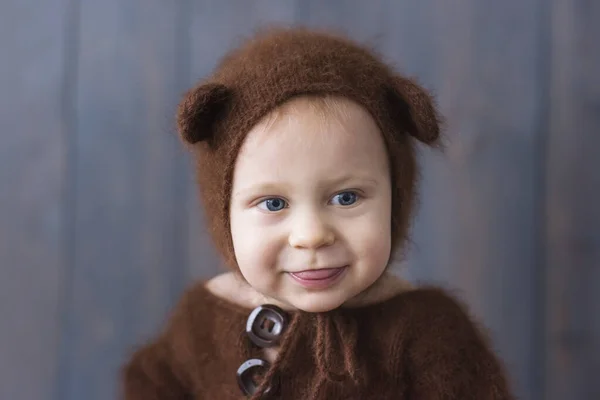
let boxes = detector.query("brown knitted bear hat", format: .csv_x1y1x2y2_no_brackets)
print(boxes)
177,27,442,270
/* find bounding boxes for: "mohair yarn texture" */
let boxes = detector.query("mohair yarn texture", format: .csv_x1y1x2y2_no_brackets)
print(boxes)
176,27,442,269
121,27,515,400
121,282,515,399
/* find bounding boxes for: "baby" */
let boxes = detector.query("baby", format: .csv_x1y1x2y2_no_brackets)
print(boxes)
121,27,513,399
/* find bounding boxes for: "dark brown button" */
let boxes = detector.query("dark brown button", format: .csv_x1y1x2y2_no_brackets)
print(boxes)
246,304,288,348
236,358,274,396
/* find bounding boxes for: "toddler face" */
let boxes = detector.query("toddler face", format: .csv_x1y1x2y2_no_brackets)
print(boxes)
229,96,392,312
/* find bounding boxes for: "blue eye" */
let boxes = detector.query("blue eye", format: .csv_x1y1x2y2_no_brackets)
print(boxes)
331,191,358,206
257,198,287,212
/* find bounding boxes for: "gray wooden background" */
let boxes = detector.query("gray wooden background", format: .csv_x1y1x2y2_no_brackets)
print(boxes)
1,1,598,399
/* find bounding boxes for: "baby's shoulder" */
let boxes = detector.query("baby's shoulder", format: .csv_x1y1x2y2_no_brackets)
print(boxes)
172,273,251,324
122,277,251,396
375,284,489,345
381,282,476,320
138,274,250,352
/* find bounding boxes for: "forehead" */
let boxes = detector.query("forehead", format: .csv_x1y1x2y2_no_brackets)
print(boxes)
240,95,382,153
232,95,390,184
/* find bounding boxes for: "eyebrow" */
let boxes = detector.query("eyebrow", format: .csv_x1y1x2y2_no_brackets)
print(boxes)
232,175,379,199
322,175,379,188
232,182,290,199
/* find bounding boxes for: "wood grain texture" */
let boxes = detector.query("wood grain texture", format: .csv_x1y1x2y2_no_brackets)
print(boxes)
0,2,598,399
185,0,298,280
0,2,73,400
545,1,600,399
57,2,191,399
393,2,544,399
297,0,388,40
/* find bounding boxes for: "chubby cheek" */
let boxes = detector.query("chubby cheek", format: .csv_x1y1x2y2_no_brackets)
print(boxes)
231,216,282,284
360,229,391,272
351,212,392,275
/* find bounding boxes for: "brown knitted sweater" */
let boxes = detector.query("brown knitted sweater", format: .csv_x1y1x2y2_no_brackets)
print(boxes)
121,280,513,399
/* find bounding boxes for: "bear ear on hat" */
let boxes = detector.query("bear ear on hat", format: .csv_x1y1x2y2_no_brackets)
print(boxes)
385,76,443,147
177,83,232,144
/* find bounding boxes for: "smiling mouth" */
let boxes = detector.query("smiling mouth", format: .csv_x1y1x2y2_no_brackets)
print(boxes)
291,267,346,280
288,266,348,289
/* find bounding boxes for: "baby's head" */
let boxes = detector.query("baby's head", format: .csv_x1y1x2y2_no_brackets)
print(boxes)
177,27,441,312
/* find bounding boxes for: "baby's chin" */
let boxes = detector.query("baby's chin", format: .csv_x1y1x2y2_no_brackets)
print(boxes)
243,279,362,313
280,292,351,313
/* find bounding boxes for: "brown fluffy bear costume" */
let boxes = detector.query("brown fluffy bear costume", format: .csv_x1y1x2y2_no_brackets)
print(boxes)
177,27,441,269
121,27,514,400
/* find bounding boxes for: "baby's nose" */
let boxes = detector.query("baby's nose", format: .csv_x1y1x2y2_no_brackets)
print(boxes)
288,213,335,249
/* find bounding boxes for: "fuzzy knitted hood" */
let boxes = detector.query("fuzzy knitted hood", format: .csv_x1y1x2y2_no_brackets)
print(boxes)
176,26,442,269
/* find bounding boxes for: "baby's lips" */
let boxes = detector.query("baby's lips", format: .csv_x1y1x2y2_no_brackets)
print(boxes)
290,267,345,280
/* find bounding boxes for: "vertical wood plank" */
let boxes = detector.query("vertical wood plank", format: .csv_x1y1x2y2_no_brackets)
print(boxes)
186,0,298,280
545,1,600,399
300,1,543,398
0,1,73,400
296,0,388,40
389,2,544,398
58,2,191,400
